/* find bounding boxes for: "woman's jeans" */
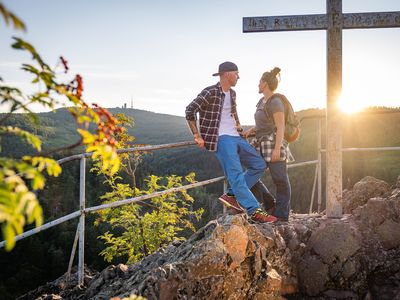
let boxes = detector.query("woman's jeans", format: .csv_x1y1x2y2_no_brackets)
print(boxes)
215,135,266,215
267,161,291,219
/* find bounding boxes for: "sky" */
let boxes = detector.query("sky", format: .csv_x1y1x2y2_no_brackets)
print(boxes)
1,0,399,124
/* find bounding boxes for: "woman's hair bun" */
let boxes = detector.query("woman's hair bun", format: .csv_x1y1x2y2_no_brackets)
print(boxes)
271,67,281,76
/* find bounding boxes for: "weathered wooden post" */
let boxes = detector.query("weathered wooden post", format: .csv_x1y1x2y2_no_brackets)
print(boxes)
326,0,343,217
317,119,322,213
243,0,400,218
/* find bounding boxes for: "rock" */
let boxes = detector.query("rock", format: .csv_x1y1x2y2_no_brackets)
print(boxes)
376,219,400,250
367,263,400,300
343,176,390,213
342,259,357,279
298,255,329,296
308,221,361,264
390,188,400,200
353,197,390,226
19,175,400,299
253,268,285,300
323,289,358,299
40,295,62,300
221,223,248,269
17,266,96,300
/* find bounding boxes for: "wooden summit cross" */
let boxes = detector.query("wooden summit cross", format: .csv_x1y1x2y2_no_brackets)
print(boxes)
243,0,400,218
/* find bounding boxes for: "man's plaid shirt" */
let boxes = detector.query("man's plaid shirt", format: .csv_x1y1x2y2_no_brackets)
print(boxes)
185,82,241,152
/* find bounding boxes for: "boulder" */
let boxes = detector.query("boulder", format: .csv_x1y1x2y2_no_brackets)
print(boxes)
343,176,390,213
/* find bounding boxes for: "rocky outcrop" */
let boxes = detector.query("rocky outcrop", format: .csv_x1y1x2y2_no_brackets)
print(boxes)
20,176,400,300
342,176,391,213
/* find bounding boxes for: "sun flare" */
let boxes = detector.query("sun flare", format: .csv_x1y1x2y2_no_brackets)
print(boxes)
337,93,366,114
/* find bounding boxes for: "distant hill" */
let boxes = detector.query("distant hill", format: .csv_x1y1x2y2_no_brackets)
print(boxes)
3,105,399,152
108,108,192,144
2,106,400,203
2,108,190,149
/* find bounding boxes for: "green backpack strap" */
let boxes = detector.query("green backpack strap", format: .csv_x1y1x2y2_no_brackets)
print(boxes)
265,93,301,142
263,94,284,125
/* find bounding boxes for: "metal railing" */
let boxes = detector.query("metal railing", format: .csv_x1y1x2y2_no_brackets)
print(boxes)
1,115,399,286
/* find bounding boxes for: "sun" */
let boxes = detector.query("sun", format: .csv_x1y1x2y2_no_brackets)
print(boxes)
337,92,365,114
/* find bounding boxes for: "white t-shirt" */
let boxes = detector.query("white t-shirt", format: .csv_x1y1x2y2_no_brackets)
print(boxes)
218,91,239,136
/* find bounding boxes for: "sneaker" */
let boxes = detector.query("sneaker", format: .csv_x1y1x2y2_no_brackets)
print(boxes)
218,194,245,213
250,208,278,223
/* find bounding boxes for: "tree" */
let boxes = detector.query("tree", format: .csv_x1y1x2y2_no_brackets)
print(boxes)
0,3,123,250
92,114,203,264
112,113,146,190
95,173,203,264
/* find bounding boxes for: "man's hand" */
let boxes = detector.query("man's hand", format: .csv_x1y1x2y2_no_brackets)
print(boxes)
236,125,244,133
194,133,205,148
187,120,204,148
243,127,255,139
242,129,253,139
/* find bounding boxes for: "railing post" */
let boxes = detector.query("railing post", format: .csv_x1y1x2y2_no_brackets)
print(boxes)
309,164,318,214
78,156,86,286
223,180,227,214
66,223,80,283
317,119,322,213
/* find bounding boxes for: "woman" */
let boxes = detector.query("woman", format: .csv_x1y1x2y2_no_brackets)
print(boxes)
244,67,293,222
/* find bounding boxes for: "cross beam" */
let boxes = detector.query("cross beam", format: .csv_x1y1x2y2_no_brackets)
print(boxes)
243,0,400,218
243,11,400,32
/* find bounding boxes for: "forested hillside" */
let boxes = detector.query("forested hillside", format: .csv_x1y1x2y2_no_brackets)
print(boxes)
1,106,399,299
2,106,400,210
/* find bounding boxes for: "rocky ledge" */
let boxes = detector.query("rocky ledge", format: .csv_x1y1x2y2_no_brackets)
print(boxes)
20,176,400,300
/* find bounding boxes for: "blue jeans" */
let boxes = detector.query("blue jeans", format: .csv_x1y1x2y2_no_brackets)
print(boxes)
267,161,291,219
215,135,266,215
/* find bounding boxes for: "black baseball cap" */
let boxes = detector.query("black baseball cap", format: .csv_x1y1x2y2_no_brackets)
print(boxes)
212,61,238,76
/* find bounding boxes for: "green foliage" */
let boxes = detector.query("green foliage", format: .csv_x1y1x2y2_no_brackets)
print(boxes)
112,113,145,188
92,113,203,264
96,173,203,264
0,3,26,31
0,160,42,251
0,154,63,251
0,3,123,251
0,126,42,151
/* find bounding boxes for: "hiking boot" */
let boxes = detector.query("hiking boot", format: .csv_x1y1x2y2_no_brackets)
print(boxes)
250,208,278,223
276,217,289,222
218,194,245,213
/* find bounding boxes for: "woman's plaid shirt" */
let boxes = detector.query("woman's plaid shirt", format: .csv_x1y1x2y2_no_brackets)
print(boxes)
250,134,295,163
185,82,241,152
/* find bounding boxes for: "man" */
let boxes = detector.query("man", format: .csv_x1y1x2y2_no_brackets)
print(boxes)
185,61,277,223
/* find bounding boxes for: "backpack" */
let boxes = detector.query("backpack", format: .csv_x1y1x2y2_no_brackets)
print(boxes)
265,93,301,143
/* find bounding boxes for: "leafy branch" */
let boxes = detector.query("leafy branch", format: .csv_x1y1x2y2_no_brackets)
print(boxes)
0,3,124,250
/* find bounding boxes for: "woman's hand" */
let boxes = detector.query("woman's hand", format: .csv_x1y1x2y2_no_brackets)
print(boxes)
272,111,285,162
271,148,280,162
